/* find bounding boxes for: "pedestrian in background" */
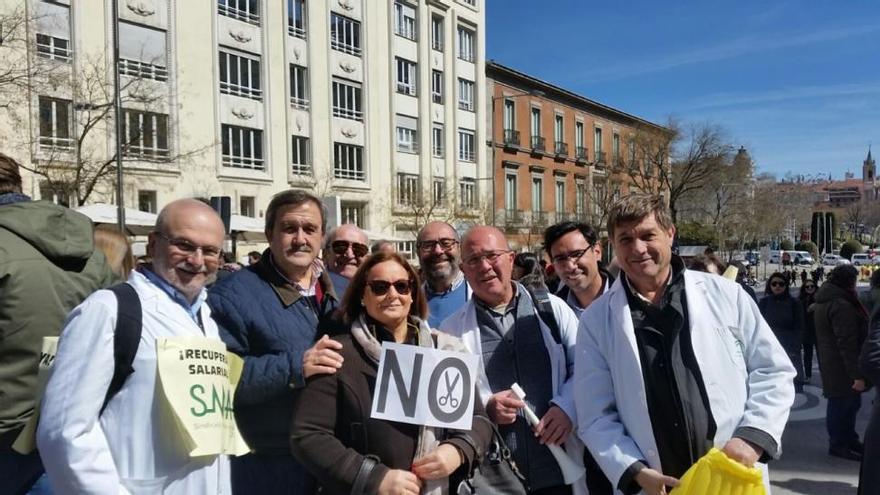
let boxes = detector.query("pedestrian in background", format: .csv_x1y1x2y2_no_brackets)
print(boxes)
859,269,880,318
858,302,880,494
93,225,135,279
799,280,818,383
759,272,806,392
813,264,869,461
513,252,547,292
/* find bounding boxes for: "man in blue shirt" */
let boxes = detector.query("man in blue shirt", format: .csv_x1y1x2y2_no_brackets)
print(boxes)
417,221,470,328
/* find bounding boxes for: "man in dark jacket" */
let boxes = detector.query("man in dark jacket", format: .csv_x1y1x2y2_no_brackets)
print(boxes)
209,189,342,494
859,308,880,494
813,264,868,461
0,153,117,493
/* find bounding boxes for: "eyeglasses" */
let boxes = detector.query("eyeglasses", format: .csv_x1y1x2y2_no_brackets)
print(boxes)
367,279,413,296
418,238,459,252
156,232,222,259
331,240,368,258
804,285,816,290
770,281,786,288
551,246,594,265
463,250,512,268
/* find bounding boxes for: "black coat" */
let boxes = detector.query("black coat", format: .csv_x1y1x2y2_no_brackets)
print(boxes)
758,293,804,353
859,315,880,494
290,331,492,495
812,282,868,397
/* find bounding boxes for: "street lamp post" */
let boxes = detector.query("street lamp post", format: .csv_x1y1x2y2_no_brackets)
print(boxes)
111,0,125,232
488,88,544,226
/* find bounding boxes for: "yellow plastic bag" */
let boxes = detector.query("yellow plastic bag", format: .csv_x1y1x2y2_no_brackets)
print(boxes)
670,448,766,495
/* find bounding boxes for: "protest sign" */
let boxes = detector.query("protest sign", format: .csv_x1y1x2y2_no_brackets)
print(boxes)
12,336,59,454
370,342,478,430
156,336,249,457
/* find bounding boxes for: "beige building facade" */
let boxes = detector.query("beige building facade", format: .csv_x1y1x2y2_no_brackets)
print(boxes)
0,0,487,255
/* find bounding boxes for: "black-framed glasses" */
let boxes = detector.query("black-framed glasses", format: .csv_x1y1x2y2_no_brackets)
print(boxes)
331,240,369,258
770,281,786,288
418,238,459,252
156,232,222,259
551,246,595,265
367,279,413,296
463,250,512,268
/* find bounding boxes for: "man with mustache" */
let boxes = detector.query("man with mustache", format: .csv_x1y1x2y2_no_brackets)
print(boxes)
322,223,369,296
440,226,586,494
417,221,471,328
38,199,231,493
575,194,795,495
209,190,342,494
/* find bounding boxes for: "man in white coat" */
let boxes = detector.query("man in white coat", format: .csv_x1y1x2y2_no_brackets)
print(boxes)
575,194,796,495
440,226,586,494
37,199,231,494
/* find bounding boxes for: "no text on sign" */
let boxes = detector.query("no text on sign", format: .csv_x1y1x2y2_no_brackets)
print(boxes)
371,342,478,430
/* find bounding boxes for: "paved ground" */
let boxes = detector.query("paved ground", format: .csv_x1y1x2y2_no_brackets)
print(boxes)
769,364,872,495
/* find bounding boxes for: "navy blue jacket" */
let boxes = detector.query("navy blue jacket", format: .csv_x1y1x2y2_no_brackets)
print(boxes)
209,253,340,454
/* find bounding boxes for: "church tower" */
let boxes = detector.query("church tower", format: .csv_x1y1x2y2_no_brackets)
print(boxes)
863,146,875,182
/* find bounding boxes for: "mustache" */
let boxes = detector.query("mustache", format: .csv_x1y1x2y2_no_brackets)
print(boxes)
286,244,313,255
175,262,207,274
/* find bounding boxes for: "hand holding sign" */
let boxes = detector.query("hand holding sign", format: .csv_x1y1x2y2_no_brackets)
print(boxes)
486,389,524,425
412,444,463,480
303,335,344,378
378,469,423,495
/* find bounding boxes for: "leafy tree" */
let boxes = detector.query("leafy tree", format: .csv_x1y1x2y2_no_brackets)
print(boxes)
675,221,716,248
840,240,864,260
795,241,818,259
780,239,794,250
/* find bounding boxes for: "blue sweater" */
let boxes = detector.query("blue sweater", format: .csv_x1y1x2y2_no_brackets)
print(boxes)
208,255,340,454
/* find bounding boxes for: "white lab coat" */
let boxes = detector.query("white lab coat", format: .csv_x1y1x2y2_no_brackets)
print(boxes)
575,270,796,494
439,285,588,494
37,271,231,495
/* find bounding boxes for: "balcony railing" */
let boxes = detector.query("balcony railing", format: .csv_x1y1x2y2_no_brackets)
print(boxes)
119,59,168,82
554,141,568,156
290,96,309,110
502,209,525,225
595,150,606,165
532,210,550,226
531,135,545,153
288,23,306,39
575,146,588,162
503,129,520,146
332,106,364,121
218,4,260,25
38,136,74,152
291,162,312,176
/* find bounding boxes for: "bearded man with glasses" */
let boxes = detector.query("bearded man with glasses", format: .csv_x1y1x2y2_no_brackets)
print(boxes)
417,221,471,328
439,226,586,494
323,224,370,296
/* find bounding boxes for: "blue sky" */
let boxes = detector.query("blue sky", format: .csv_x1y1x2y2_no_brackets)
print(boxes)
486,0,880,179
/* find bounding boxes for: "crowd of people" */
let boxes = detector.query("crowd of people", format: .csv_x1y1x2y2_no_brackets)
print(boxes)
0,150,877,495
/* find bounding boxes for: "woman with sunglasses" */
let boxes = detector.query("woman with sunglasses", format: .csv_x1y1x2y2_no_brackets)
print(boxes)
758,272,806,393
799,280,818,383
290,252,492,495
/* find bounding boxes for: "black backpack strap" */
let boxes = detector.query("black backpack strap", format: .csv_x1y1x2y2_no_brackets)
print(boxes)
527,287,561,345
100,283,142,415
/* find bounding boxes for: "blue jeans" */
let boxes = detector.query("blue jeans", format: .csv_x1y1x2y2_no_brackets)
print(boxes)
0,450,54,495
826,392,862,450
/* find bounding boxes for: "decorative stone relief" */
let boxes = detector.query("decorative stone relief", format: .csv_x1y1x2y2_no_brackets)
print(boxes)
293,47,301,61
434,108,441,119
295,115,304,132
339,61,356,74
341,127,358,138
230,30,252,43
338,0,355,11
126,0,155,17
232,107,254,120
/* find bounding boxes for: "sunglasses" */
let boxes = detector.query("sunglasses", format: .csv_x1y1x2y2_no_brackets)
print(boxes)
804,285,816,290
770,281,786,288
331,240,368,258
367,279,413,296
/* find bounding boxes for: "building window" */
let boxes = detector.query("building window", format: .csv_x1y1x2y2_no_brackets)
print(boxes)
554,114,564,143
340,202,366,227
575,121,584,155
240,195,256,217
397,173,420,206
37,96,73,151
457,78,474,111
394,1,416,40
123,109,169,160
432,123,444,157
118,21,168,82
432,177,446,204
531,107,541,137
594,127,603,152
555,178,565,213
138,190,157,213
219,50,262,100
396,57,417,96
288,0,306,39
503,99,515,131
35,34,71,62
431,15,443,51
218,0,260,25
222,124,264,170
531,175,543,213
431,70,443,104
396,115,418,153
592,180,605,217
333,142,365,180
458,128,475,162
330,13,361,56
289,64,309,109
291,135,311,175
457,26,475,62
459,178,475,208
575,179,586,215
332,79,363,121
461,0,476,5
505,173,517,211
613,132,620,165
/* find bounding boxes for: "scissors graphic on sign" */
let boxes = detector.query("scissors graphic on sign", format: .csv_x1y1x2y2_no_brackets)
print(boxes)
438,370,460,407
